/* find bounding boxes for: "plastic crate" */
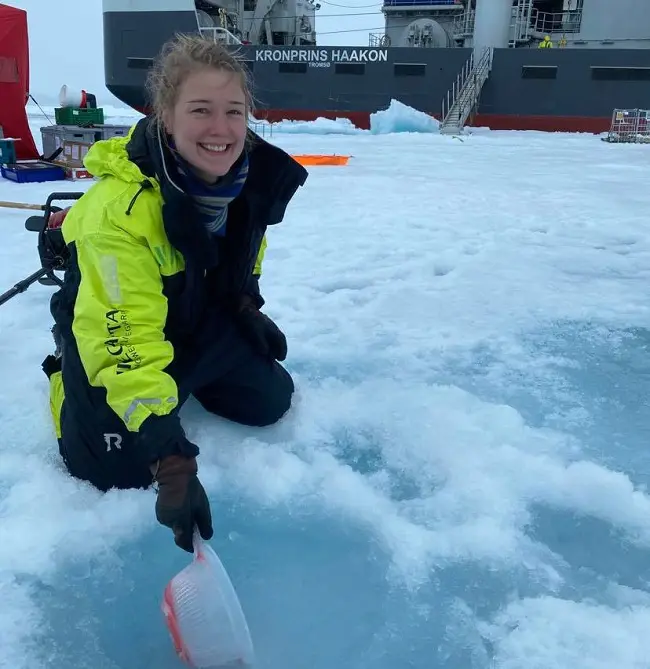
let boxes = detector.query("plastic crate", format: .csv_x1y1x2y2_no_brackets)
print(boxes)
41,124,131,159
0,139,17,164
1,161,66,183
41,125,102,159
54,107,104,126
40,126,61,159
95,124,131,140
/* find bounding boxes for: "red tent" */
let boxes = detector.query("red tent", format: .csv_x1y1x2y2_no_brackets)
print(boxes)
0,3,38,160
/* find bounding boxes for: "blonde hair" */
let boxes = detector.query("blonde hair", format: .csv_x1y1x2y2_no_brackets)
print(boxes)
145,33,254,132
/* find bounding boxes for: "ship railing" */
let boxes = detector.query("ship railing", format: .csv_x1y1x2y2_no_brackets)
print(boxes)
441,51,474,123
510,0,534,45
382,0,464,6
440,45,492,133
249,118,274,138
199,27,243,44
452,5,583,47
511,6,583,45
529,9,582,35
452,8,474,38
461,44,492,116
368,32,391,47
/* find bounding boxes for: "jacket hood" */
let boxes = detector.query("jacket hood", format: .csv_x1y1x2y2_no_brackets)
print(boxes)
82,115,308,273
83,115,308,229
83,122,160,192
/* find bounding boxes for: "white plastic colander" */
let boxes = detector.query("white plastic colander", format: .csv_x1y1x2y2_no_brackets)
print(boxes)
162,530,255,668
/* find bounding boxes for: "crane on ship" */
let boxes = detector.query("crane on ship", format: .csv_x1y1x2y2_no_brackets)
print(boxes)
195,0,317,46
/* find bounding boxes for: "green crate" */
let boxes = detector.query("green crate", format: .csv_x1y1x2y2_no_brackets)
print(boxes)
54,107,105,126
0,139,16,164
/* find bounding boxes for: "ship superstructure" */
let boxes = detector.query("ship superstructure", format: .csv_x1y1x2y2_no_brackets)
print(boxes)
371,0,650,51
102,0,650,133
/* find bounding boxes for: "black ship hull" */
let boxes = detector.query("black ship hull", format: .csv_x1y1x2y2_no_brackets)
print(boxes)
104,9,650,133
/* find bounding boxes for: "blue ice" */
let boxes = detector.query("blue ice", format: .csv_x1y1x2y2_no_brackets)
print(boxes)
1,109,650,669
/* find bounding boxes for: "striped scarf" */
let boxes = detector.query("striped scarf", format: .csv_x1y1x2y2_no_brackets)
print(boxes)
173,150,249,236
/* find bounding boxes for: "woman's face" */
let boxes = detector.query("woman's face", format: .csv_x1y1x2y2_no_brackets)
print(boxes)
165,67,248,182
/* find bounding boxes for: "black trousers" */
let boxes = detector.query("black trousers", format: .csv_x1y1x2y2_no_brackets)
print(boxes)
48,315,294,492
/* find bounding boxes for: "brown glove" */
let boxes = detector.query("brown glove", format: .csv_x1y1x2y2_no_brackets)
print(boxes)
151,455,213,552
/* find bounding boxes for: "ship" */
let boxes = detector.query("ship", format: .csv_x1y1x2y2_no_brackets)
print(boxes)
102,0,650,133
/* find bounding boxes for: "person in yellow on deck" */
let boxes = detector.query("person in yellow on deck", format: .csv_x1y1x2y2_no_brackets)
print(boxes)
41,33,308,553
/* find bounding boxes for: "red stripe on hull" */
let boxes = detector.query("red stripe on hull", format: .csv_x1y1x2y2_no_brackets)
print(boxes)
134,106,610,134
471,114,610,133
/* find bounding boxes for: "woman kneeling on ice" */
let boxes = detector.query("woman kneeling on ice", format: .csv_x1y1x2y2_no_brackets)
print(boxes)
41,34,308,552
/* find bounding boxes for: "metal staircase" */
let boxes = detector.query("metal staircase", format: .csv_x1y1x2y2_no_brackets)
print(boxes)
439,46,493,135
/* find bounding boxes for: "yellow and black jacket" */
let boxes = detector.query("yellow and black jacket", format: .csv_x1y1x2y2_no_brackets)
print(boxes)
49,115,307,462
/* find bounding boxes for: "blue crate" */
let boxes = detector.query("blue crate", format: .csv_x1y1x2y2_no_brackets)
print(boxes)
1,161,66,183
0,139,17,164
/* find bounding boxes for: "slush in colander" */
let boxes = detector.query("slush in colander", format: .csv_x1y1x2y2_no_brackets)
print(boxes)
162,530,255,668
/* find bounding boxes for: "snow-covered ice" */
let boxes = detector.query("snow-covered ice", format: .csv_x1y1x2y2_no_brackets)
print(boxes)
1,107,650,668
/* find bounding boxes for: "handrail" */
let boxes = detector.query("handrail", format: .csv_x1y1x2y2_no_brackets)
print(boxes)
199,27,243,44
451,4,583,43
368,31,391,47
452,8,474,37
441,50,473,123
441,46,492,125
531,9,583,34
511,0,533,44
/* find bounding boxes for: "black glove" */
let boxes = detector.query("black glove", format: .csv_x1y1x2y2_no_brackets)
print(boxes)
236,297,288,361
152,455,213,552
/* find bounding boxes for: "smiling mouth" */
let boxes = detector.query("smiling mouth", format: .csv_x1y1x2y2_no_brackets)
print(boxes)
199,143,229,154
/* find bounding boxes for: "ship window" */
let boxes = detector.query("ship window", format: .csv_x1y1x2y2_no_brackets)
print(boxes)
279,62,307,74
394,63,426,77
127,57,153,70
0,57,18,83
591,66,650,81
335,63,365,75
521,65,557,79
